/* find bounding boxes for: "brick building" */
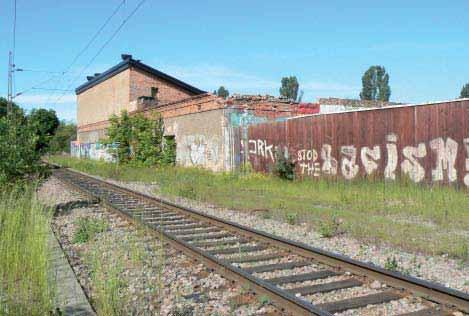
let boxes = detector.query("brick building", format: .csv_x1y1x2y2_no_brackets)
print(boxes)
73,54,307,171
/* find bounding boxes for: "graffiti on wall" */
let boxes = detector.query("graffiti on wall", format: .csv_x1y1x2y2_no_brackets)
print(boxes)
179,135,220,168
71,141,115,162
246,134,469,186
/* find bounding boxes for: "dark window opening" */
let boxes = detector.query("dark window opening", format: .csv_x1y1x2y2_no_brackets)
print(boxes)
151,87,159,99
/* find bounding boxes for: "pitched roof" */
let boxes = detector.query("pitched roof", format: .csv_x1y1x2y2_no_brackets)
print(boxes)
75,55,206,95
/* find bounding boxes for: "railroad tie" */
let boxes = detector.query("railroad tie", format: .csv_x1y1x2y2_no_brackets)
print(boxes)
208,245,266,255
316,291,402,314
191,238,248,248
264,270,339,285
286,278,363,296
244,261,310,274
179,232,233,242
225,253,283,264
171,227,221,236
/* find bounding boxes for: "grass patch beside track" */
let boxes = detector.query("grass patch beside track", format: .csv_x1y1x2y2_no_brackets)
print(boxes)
0,184,55,315
49,155,469,261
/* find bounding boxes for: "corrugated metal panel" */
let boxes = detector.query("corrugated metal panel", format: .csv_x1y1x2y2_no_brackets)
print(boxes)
242,100,469,187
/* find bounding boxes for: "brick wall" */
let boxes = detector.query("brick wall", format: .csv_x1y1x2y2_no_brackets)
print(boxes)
129,67,194,104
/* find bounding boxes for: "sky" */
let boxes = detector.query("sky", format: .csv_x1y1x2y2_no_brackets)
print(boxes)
1,0,468,121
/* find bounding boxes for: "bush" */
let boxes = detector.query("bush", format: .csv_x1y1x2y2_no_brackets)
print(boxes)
106,111,174,166
318,213,341,238
0,112,43,185
273,148,295,180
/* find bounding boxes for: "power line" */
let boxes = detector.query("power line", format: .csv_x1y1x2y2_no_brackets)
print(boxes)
51,0,147,107
43,0,126,106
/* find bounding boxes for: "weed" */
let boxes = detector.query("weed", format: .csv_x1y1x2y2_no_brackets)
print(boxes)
0,185,55,315
285,212,298,225
258,295,271,306
169,304,194,316
48,155,469,260
73,217,108,244
318,213,341,238
384,256,399,271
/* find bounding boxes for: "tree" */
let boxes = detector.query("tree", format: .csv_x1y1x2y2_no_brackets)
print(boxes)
0,97,23,119
0,110,41,185
49,121,77,153
216,86,229,99
360,66,391,102
28,109,60,153
460,83,469,98
279,76,299,101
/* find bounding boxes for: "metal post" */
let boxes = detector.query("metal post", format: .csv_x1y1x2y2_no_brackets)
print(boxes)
7,51,13,115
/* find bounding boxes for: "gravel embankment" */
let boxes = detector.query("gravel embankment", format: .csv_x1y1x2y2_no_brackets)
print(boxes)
38,177,281,315
103,179,469,294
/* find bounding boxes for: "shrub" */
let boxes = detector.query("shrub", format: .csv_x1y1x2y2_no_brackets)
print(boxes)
285,212,298,225
273,148,295,180
318,213,341,238
0,112,43,185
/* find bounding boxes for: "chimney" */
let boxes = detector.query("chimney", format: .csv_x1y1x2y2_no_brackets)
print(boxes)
121,54,132,61
86,76,94,81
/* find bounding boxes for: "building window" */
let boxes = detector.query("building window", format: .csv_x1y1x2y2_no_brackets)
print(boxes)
151,87,158,99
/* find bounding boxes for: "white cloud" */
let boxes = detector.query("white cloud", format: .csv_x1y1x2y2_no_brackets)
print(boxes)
15,93,76,105
158,63,357,100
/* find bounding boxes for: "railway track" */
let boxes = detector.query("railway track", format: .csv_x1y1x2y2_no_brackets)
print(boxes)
52,167,469,316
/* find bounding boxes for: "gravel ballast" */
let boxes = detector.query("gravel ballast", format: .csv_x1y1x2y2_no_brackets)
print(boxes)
103,179,469,294
39,177,281,315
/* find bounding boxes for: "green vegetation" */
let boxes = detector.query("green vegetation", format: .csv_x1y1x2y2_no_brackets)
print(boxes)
85,224,165,315
460,82,469,98
360,65,391,102
0,185,55,315
214,86,229,99
49,155,469,260
106,110,175,165
279,76,299,101
49,120,77,153
73,217,108,244
28,108,60,153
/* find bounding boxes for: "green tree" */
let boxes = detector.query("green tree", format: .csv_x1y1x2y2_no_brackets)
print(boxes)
49,120,77,153
28,109,59,153
0,111,41,185
106,111,169,166
106,111,133,163
360,66,391,102
279,76,299,101
460,83,469,98
216,86,229,99
0,97,23,119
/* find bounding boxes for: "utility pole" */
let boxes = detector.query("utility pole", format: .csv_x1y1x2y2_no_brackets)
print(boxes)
7,51,14,115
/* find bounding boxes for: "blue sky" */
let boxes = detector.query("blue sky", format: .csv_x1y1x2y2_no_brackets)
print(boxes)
1,0,468,121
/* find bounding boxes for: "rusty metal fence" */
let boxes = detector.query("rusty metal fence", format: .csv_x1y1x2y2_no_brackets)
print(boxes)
240,99,469,188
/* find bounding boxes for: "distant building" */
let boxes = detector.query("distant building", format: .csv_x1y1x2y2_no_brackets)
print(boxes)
73,54,305,170
318,97,406,114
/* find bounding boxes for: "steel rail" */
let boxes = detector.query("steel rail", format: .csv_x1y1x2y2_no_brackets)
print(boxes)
52,166,469,315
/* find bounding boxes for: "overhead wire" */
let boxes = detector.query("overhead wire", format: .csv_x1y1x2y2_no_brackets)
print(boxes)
51,0,147,107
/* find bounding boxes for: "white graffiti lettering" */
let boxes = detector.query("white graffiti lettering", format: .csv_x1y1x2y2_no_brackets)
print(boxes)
401,143,427,182
384,133,398,180
340,146,359,180
430,137,458,182
361,146,381,175
321,144,338,175
464,138,469,187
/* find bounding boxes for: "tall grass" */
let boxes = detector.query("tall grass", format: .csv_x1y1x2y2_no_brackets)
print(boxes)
0,185,55,315
49,155,469,260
